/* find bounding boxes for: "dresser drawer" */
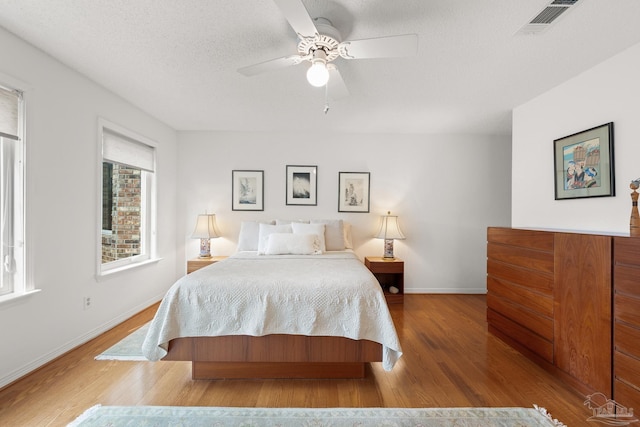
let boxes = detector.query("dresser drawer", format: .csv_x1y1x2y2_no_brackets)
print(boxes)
615,294,640,327
614,237,640,267
487,276,553,317
364,259,403,273
615,351,640,394
487,260,553,293
487,227,554,251
614,379,640,414
615,321,640,358
487,294,553,341
487,242,554,273
487,309,553,363
615,264,640,297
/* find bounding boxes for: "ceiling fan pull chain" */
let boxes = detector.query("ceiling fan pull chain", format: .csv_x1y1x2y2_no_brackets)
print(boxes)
324,83,330,114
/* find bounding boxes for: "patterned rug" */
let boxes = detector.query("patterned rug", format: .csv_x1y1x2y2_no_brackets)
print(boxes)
68,405,566,426
94,323,149,361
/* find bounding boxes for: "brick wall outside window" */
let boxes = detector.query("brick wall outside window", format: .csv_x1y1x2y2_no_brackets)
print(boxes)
101,164,142,263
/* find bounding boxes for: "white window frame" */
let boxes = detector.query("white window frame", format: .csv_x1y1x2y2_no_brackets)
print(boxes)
0,80,35,305
97,118,158,278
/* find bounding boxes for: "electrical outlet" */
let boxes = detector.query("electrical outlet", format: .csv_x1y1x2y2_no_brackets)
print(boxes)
83,296,91,310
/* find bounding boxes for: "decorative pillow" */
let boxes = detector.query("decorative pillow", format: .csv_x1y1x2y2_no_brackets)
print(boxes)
257,223,292,254
265,233,321,255
237,221,274,251
275,219,310,225
310,219,345,251
343,221,353,249
291,222,326,252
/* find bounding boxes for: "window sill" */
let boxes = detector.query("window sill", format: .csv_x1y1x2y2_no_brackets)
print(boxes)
96,257,162,281
0,289,42,307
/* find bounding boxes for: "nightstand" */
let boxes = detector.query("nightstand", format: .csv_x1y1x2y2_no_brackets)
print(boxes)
364,256,404,304
187,256,227,274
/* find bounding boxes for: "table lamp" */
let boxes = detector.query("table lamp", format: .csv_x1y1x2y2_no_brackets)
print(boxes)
191,213,220,258
375,211,405,259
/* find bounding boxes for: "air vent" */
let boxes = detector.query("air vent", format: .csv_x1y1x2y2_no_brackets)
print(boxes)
530,6,568,24
516,0,581,35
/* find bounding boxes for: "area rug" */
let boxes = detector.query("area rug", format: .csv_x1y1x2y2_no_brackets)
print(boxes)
68,405,566,426
94,323,149,361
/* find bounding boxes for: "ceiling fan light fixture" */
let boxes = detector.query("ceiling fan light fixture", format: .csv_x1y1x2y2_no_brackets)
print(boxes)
306,49,329,87
307,62,329,87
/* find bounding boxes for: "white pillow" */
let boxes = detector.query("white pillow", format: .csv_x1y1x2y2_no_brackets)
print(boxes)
275,219,310,225
237,221,274,251
257,223,292,254
310,219,345,251
265,233,321,255
291,222,326,252
343,222,353,249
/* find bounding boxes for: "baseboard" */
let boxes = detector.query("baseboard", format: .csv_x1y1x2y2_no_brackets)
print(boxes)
0,292,164,390
405,288,487,294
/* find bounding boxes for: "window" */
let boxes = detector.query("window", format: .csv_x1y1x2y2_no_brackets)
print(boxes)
0,84,25,300
98,119,157,275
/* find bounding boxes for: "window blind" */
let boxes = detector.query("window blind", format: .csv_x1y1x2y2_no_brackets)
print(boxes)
0,84,22,297
0,86,20,141
102,129,155,172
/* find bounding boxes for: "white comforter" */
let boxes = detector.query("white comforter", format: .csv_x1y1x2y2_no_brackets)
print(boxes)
142,251,402,370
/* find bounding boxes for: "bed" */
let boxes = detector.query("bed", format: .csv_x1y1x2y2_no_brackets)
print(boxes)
141,220,402,379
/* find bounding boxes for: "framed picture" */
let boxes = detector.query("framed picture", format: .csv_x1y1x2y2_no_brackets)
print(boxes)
338,172,370,213
554,122,615,200
286,165,317,206
232,170,264,211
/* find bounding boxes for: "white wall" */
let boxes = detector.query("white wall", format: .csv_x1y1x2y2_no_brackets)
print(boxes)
512,41,640,233
0,21,513,389
177,131,512,294
0,28,180,388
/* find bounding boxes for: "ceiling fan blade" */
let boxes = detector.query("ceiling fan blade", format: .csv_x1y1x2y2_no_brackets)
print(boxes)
272,0,318,39
327,65,349,100
238,55,304,77
339,34,418,59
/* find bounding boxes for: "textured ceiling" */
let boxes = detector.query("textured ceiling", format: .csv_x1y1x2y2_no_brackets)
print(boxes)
1,0,639,136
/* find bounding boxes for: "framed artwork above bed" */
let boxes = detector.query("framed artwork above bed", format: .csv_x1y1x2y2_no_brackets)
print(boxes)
232,170,264,211
286,165,317,206
338,172,370,213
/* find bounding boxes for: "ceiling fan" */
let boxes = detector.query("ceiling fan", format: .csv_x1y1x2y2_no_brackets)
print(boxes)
238,0,418,99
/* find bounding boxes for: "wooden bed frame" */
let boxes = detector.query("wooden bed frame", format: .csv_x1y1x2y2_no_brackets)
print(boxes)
162,334,383,379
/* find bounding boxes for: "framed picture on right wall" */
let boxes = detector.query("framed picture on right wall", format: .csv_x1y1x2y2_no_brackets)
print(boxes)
553,122,615,200
338,172,370,212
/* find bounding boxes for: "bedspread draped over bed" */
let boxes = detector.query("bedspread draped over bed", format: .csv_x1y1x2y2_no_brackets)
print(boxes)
142,251,402,371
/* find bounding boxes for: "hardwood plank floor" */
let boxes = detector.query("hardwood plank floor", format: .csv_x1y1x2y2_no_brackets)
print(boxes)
0,295,591,426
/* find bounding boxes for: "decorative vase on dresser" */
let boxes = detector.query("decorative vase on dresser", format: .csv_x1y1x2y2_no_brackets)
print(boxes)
630,179,640,237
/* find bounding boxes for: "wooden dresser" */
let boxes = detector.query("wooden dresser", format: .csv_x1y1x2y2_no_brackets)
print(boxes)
613,237,640,410
486,228,555,364
487,227,614,397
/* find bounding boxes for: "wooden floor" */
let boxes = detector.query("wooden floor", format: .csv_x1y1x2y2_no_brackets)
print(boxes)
0,295,590,426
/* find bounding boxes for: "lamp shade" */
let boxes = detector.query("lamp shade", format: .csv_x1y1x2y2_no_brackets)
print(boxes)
375,212,405,240
191,214,220,239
